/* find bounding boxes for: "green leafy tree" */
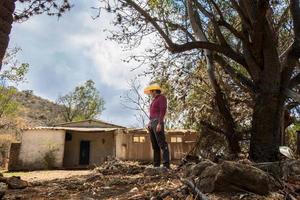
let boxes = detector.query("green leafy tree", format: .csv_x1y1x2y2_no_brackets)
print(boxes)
100,0,300,161
57,80,105,122
0,48,29,120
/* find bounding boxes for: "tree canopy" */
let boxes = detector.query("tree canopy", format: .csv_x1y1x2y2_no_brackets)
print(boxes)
100,0,300,161
0,48,29,121
57,80,105,122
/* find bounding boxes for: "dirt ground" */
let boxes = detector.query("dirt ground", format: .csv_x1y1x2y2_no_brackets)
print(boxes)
2,168,183,200
2,170,93,182
0,160,289,200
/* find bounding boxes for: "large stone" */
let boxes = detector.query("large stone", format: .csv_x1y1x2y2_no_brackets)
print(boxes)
282,160,300,181
253,162,282,178
184,160,215,177
191,160,215,176
183,163,196,177
198,161,270,195
7,176,28,189
0,182,7,199
254,159,300,181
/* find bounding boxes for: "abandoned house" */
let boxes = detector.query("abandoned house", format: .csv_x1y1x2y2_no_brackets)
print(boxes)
8,119,198,170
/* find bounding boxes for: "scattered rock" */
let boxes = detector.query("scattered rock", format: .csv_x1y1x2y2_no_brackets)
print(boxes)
0,182,7,199
198,161,270,195
129,187,139,193
7,176,28,189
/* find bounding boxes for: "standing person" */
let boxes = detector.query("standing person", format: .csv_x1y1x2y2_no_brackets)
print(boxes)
144,84,170,169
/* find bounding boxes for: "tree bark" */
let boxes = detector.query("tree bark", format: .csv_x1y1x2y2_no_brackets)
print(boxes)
0,0,15,69
250,92,284,162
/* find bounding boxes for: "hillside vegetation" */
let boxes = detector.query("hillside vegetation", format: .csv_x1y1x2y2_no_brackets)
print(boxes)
0,89,64,140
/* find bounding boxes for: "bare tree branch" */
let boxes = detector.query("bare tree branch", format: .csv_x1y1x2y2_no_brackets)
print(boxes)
124,0,247,67
214,54,256,92
289,72,300,88
168,41,247,67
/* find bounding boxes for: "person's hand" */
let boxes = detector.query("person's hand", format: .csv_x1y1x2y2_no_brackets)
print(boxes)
156,123,162,133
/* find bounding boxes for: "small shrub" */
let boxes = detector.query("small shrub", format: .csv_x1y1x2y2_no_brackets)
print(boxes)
43,147,58,169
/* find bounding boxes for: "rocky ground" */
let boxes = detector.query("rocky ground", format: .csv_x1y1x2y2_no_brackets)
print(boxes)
0,158,299,200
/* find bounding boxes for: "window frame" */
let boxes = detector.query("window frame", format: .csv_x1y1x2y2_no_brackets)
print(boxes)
133,136,146,143
170,136,183,143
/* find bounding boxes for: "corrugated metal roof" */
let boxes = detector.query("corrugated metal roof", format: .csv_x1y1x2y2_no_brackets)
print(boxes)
23,126,123,132
54,119,125,128
126,128,198,134
22,127,197,134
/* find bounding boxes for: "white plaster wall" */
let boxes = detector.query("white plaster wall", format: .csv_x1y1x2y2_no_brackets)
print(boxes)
18,129,65,169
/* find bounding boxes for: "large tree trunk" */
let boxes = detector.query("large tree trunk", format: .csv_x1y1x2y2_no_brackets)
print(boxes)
0,0,15,69
249,91,284,162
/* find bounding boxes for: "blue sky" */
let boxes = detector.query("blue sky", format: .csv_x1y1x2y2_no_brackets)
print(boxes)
7,1,150,128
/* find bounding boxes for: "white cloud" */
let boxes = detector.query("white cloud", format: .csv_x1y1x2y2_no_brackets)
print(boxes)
9,1,151,127
67,12,150,90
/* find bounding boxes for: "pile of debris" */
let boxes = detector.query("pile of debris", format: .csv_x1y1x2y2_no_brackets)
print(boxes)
0,173,28,198
93,157,300,199
95,158,145,175
1,157,300,199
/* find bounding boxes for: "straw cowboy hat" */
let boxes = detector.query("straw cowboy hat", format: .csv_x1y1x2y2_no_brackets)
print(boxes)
144,83,162,94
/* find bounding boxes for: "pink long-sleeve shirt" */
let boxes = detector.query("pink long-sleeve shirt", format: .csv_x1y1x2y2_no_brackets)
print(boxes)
150,94,167,123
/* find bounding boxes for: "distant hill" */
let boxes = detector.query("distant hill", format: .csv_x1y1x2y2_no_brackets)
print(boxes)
0,89,65,137
13,90,65,127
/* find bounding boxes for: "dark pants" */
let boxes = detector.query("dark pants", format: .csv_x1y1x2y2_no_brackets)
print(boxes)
149,119,170,168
